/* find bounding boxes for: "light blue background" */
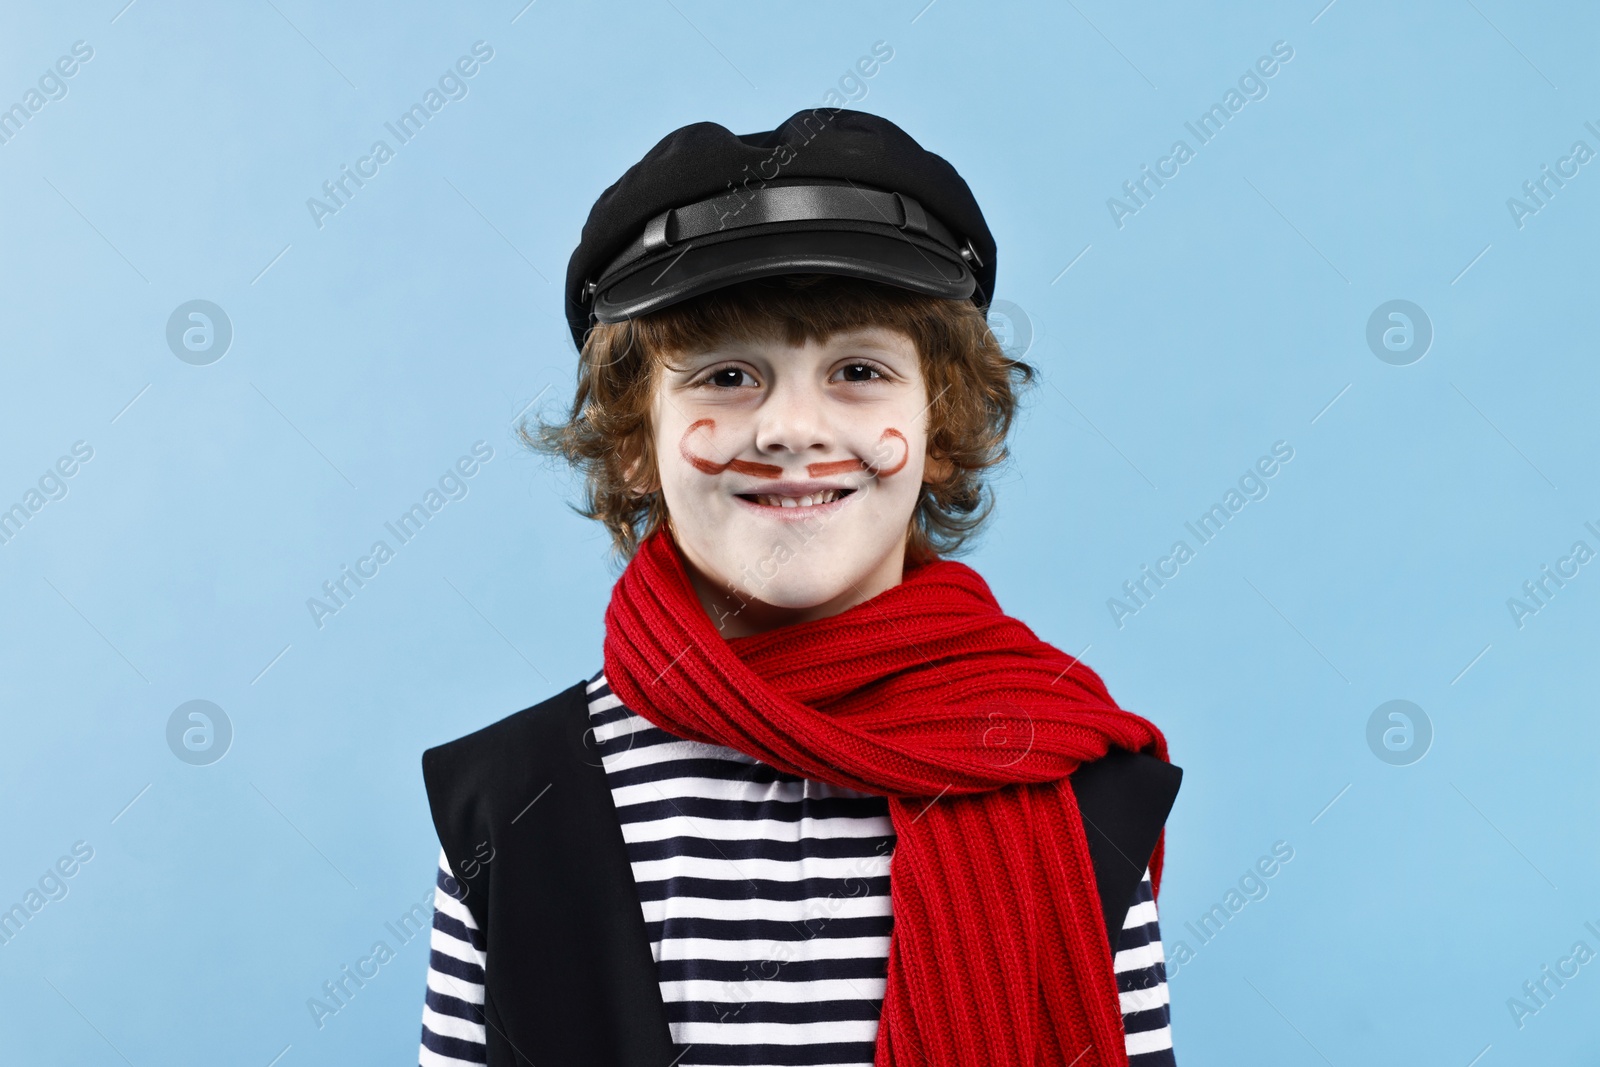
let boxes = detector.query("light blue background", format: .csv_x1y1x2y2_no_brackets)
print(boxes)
2,1,1596,1063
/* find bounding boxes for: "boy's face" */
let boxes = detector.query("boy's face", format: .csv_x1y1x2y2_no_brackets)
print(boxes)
644,324,945,637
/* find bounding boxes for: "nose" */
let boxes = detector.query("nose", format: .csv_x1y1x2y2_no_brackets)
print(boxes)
752,373,832,460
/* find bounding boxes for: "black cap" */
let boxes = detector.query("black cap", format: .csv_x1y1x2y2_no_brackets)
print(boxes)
564,108,997,353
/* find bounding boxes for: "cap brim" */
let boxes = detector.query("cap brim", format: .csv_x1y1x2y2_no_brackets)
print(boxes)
591,228,975,324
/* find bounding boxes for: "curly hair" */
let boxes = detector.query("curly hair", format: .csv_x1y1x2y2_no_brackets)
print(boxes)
520,273,1035,569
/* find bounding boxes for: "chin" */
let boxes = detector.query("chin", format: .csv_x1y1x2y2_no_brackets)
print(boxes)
737,572,852,611
725,547,881,611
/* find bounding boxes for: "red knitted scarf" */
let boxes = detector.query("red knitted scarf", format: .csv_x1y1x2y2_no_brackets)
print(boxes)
602,525,1171,1067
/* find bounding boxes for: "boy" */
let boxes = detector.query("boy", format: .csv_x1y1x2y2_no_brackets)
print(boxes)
418,109,1181,1067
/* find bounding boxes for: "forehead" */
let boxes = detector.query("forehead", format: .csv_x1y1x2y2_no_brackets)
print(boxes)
676,324,916,360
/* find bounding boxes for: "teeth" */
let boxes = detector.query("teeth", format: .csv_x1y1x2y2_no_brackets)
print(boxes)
752,490,841,508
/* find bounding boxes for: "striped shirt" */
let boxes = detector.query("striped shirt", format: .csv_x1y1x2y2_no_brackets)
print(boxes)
420,669,1176,1066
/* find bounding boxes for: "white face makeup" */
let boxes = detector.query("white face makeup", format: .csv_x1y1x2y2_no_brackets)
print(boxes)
644,325,940,638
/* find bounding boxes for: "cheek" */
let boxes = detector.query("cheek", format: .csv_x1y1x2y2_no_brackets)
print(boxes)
658,419,713,488
862,428,928,513
677,419,724,476
660,441,706,499
643,418,686,496
870,428,910,477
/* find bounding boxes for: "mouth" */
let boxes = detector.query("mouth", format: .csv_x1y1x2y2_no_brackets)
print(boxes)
734,487,857,511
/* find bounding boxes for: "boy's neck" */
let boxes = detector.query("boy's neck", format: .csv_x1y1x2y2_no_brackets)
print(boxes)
675,534,909,639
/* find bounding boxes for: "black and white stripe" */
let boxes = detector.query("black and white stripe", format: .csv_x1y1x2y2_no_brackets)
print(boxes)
419,670,1175,1065
419,855,488,1065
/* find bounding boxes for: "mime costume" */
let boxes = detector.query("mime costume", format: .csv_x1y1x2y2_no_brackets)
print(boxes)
416,109,1183,1067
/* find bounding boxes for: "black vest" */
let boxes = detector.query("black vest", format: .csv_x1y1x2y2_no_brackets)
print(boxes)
422,678,1183,1067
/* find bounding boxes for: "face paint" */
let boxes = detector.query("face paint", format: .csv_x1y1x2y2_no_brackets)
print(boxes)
805,428,908,478
679,418,785,478
804,459,857,477
869,428,908,477
682,420,909,480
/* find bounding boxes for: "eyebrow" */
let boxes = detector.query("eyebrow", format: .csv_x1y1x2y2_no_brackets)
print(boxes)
673,329,909,368
825,327,904,347
831,337,900,354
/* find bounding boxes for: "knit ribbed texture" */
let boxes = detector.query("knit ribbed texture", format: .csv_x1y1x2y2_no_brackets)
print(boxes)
602,526,1172,1067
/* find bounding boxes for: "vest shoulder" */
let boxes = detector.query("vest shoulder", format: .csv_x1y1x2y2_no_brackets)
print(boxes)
1074,747,1183,802
1071,749,1183,949
1071,748,1183,844
421,678,591,806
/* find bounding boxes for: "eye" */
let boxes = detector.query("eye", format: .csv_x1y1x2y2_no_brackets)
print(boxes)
694,365,756,389
835,362,886,383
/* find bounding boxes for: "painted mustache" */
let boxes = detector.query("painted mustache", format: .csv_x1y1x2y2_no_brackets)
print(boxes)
679,419,907,479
